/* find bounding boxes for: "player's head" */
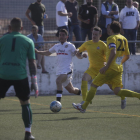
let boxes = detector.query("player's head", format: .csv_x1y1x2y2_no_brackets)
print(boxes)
133,1,139,8
31,25,38,36
10,17,23,32
126,0,133,8
110,21,121,34
59,29,68,43
86,0,93,6
92,26,102,42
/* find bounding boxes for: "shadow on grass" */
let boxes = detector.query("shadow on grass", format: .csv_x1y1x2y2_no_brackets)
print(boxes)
36,116,131,121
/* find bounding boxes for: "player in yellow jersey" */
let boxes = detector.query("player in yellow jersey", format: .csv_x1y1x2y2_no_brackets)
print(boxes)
73,21,140,113
73,26,107,105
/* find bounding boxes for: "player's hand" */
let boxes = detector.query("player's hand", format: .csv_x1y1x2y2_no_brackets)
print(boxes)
82,53,87,58
100,66,108,74
74,49,80,55
31,75,39,98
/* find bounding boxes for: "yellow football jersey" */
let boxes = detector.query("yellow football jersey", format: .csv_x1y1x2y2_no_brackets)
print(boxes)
79,40,107,69
106,34,130,72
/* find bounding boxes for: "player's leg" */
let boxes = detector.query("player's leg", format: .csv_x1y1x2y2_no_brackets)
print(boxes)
108,83,125,100
14,78,35,140
65,82,81,95
74,69,117,112
81,73,92,101
56,74,67,102
114,88,140,99
0,78,11,99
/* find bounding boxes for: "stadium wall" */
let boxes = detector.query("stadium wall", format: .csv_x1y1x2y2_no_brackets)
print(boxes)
6,55,140,96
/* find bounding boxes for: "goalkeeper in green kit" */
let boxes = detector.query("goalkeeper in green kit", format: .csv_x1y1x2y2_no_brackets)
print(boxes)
0,17,38,140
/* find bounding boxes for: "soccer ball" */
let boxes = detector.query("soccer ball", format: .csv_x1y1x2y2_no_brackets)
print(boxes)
50,100,62,113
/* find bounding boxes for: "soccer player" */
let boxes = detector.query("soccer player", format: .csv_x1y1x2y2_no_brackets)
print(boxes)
0,18,38,140
73,26,107,105
73,21,140,113
35,29,81,102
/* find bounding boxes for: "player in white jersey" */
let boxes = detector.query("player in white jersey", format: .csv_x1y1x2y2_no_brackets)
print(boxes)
35,29,82,102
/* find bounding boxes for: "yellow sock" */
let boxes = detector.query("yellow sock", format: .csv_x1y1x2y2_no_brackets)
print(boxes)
81,81,88,101
82,86,97,109
118,89,140,99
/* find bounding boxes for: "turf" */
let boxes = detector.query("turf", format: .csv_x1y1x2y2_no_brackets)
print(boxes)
0,95,140,140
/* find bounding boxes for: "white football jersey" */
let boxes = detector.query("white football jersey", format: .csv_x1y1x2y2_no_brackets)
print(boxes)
49,42,76,75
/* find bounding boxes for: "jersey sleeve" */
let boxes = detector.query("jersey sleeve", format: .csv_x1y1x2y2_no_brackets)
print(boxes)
78,42,87,53
28,4,33,11
27,40,36,60
56,2,63,12
107,37,116,51
49,45,56,53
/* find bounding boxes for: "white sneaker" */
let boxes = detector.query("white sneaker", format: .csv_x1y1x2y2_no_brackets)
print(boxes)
72,101,85,109
72,103,86,113
121,97,127,109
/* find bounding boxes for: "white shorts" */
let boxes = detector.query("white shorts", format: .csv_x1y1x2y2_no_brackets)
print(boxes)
57,71,73,87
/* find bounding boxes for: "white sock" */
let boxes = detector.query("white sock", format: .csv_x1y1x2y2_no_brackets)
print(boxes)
25,127,31,133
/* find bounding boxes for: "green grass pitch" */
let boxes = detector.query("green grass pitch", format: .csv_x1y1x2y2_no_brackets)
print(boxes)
0,95,140,140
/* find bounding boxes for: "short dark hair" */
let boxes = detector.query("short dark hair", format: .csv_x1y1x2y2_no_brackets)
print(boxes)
10,17,22,31
59,29,68,36
93,26,102,35
110,21,121,33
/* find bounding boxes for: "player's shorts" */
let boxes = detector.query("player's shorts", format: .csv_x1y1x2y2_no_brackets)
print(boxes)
57,71,73,87
0,77,30,101
85,67,99,79
93,69,123,90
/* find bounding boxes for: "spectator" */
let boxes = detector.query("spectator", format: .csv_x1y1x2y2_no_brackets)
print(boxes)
120,0,140,55
3,25,11,36
27,25,48,74
78,0,98,41
65,0,81,48
133,1,139,9
98,0,119,41
133,1,140,23
56,0,72,39
25,0,48,36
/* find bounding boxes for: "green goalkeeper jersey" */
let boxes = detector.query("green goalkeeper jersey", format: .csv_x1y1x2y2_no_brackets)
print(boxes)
0,32,35,80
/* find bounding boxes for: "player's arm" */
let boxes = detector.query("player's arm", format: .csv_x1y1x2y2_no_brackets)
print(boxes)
35,48,52,56
28,59,37,76
25,9,36,25
58,11,72,17
94,14,98,26
75,49,87,59
28,59,39,98
121,55,130,64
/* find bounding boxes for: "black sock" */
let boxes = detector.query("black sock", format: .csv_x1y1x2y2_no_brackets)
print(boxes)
77,90,81,95
56,90,62,102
